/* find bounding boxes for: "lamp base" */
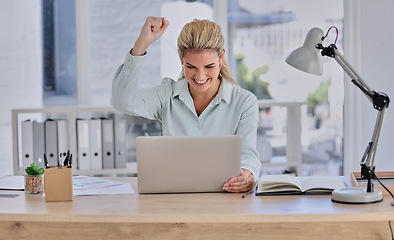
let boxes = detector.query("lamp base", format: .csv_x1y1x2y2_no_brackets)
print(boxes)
331,187,383,204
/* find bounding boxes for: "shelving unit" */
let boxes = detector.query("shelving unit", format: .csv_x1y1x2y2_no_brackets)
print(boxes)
257,100,302,175
12,106,141,177
12,101,302,177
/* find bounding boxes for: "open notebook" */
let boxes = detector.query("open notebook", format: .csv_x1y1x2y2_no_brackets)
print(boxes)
256,175,348,195
136,135,241,194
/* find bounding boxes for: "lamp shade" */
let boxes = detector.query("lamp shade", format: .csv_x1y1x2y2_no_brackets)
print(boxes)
285,28,325,76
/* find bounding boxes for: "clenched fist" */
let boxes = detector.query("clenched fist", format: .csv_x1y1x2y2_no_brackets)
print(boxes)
132,16,169,56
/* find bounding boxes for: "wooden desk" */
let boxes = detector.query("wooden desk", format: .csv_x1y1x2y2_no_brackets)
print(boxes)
1,177,394,240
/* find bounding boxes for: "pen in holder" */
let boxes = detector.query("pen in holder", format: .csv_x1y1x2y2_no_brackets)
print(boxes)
44,167,73,202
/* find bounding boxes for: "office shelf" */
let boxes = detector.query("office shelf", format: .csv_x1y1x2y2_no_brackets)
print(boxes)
12,101,302,177
12,106,143,177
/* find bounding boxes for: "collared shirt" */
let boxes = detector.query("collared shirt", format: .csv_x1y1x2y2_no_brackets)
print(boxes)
111,53,261,177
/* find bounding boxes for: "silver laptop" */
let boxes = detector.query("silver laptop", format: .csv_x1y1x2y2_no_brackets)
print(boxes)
136,135,242,194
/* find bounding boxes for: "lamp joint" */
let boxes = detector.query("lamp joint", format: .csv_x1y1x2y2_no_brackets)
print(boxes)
316,44,336,58
372,91,390,111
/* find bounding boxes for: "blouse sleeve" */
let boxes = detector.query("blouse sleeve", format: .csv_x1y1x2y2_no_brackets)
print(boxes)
237,93,262,178
110,52,172,121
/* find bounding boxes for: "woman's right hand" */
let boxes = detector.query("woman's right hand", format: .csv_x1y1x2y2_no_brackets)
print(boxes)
132,16,169,56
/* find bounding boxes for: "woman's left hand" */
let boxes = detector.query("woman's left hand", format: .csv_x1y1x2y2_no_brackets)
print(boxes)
223,169,254,193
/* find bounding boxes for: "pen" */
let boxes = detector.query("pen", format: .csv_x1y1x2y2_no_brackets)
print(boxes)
242,187,255,198
68,154,72,168
43,153,49,169
58,153,62,168
63,150,70,167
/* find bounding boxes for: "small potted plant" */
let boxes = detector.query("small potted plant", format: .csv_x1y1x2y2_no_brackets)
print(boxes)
24,163,44,194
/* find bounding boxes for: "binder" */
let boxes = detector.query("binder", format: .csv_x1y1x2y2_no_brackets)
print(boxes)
57,119,69,160
102,118,115,169
32,121,46,169
77,119,90,170
21,120,34,170
45,119,59,167
89,119,103,170
114,116,127,168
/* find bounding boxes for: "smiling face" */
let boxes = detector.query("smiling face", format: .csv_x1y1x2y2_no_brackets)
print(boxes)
180,49,224,98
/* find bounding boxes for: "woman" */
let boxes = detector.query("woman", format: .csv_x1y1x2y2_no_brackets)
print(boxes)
111,16,261,193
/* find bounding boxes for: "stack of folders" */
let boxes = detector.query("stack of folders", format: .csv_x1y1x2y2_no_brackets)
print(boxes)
76,117,127,170
20,117,127,172
21,119,69,170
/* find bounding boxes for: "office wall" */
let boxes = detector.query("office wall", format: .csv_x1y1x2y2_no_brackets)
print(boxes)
0,1,42,177
359,0,394,171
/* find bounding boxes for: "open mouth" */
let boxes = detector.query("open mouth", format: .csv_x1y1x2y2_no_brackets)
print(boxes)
193,78,209,85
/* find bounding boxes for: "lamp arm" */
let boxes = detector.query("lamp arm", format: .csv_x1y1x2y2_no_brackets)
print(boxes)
333,48,375,103
360,108,386,175
331,47,390,177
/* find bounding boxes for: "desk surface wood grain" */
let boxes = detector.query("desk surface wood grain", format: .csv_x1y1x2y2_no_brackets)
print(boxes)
1,177,394,240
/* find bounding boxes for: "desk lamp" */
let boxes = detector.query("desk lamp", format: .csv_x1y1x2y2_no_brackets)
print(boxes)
285,27,390,204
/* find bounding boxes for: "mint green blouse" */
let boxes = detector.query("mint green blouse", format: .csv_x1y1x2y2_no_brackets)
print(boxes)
111,53,261,177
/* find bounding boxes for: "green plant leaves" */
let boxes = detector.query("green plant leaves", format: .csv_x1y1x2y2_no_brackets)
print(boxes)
25,163,44,175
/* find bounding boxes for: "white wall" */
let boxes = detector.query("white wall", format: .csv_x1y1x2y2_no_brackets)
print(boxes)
360,0,394,172
344,0,394,173
0,1,42,177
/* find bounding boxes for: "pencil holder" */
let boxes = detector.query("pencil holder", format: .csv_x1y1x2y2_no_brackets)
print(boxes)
44,167,73,202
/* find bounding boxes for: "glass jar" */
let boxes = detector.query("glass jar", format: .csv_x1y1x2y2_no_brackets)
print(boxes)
24,174,44,194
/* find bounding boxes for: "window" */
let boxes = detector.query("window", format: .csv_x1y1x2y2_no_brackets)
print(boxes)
225,0,344,175
42,0,77,106
48,0,344,175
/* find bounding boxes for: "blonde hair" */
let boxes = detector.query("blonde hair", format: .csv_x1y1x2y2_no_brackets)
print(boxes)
177,19,238,85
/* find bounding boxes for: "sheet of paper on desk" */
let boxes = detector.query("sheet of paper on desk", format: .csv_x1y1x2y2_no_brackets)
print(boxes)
72,176,135,195
0,175,24,190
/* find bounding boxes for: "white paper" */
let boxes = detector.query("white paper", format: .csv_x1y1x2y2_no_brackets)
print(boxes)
72,175,135,195
0,175,25,190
